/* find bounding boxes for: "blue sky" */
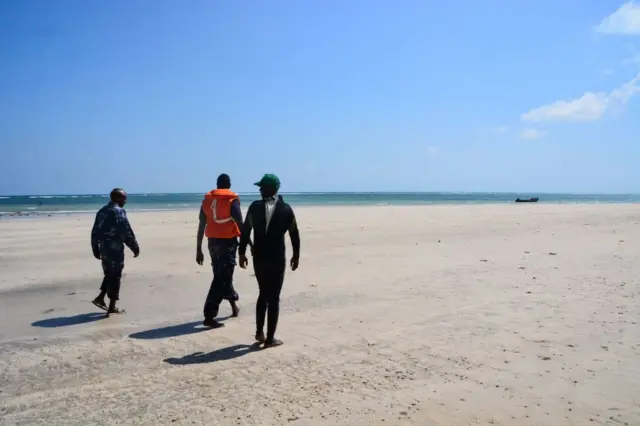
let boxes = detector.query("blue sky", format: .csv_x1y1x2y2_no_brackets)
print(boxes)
1,0,639,195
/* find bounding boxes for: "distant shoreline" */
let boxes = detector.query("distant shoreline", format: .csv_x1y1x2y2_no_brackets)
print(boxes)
2,199,640,219
2,191,640,218
2,190,640,197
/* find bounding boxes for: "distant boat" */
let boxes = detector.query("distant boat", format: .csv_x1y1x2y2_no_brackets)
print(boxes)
515,197,539,203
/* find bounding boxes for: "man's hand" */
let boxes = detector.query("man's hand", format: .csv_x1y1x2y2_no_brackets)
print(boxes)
93,249,101,260
133,248,140,258
290,256,299,271
239,254,248,269
196,249,204,265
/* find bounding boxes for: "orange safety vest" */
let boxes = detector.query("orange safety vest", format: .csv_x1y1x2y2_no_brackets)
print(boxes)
201,189,241,239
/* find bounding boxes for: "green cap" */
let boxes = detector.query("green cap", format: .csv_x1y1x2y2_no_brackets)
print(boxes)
254,173,281,189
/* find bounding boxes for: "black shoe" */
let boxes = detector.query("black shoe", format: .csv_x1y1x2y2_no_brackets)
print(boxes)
92,298,107,311
105,306,125,318
203,318,224,329
230,302,240,317
264,338,283,348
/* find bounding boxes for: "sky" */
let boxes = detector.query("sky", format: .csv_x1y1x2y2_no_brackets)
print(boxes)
1,0,639,195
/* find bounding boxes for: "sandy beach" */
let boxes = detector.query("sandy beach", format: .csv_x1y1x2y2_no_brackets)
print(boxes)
0,204,638,426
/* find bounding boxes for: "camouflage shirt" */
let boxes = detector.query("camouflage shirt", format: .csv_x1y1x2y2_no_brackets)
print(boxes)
91,202,139,259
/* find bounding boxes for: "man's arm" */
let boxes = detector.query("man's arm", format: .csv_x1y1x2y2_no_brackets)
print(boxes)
197,205,206,251
91,211,103,256
238,202,254,256
288,206,300,260
230,199,243,228
116,209,140,255
231,199,253,248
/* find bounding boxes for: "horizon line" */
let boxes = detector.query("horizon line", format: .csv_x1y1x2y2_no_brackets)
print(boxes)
2,190,640,197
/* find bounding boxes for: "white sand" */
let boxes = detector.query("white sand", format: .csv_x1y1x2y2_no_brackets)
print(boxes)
0,204,639,426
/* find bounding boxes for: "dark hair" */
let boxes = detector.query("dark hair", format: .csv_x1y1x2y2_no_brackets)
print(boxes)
110,188,125,202
216,174,231,189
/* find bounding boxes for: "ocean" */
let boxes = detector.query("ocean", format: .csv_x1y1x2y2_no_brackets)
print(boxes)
1,192,639,217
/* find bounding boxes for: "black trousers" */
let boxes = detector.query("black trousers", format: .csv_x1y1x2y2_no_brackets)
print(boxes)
203,238,239,319
254,256,286,340
100,257,124,301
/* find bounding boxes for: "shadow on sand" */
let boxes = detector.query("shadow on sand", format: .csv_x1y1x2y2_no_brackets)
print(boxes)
32,312,105,328
128,316,232,340
164,343,261,365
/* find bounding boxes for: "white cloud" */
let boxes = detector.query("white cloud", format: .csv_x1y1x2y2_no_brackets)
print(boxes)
519,128,544,140
521,73,640,122
595,2,640,35
426,146,440,157
522,93,608,122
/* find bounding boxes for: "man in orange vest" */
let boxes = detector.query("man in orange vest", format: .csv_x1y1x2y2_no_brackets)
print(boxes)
196,173,246,328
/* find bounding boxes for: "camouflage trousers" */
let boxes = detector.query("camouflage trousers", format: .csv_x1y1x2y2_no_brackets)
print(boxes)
203,238,239,319
100,257,125,301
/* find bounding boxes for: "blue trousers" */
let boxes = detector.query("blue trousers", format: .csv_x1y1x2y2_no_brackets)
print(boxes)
100,257,124,301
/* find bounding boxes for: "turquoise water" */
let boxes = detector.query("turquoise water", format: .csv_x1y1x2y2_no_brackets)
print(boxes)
1,192,639,217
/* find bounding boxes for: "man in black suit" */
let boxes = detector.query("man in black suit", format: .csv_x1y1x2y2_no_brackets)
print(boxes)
239,174,300,348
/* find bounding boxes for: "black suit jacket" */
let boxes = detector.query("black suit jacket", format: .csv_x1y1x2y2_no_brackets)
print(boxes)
239,197,300,262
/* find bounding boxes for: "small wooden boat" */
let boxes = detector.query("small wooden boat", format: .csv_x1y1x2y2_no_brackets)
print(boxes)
515,197,539,203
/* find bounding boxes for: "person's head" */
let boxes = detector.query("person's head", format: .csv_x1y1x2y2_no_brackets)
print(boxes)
254,174,280,199
216,173,231,189
110,188,127,207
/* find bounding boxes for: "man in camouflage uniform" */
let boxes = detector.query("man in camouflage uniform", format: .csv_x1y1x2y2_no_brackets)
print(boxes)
91,188,140,316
